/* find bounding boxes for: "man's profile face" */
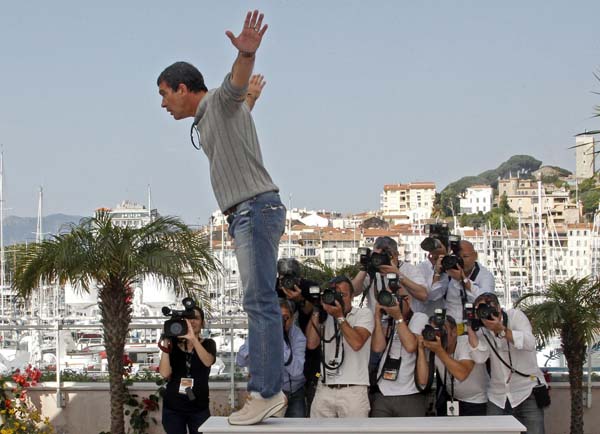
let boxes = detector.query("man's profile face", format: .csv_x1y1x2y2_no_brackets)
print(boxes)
158,81,187,120
459,245,477,271
336,282,353,313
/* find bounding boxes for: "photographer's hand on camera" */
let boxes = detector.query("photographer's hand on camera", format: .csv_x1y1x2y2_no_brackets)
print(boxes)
322,299,344,320
421,335,444,355
282,284,314,315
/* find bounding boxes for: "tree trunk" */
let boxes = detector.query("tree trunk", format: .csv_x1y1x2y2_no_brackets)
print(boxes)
99,280,132,434
563,339,586,434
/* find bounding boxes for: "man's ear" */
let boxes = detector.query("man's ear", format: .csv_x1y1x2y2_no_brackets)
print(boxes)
177,83,189,94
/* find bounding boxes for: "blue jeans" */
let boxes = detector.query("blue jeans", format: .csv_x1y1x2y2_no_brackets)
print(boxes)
228,191,286,398
162,406,210,434
285,387,307,417
487,393,545,434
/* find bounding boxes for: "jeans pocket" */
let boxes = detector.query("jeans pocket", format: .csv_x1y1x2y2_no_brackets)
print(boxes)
228,209,252,239
261,203,286,236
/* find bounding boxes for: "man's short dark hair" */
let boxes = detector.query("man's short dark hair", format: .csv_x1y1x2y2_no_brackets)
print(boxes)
157,61,208,93
373,236,399,256
474,292,500,307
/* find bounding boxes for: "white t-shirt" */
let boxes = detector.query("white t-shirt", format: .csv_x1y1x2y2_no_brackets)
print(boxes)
434,335,488,404
470,308,546,408
362,262,426,314
320,307,374,386
377,312,429,396
415,260,445,316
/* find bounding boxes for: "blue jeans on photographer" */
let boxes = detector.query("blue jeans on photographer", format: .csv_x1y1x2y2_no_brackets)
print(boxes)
285,387,307,417
227,191,286,399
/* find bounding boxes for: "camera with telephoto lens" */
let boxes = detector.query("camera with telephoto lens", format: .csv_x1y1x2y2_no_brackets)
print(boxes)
277,258,302,291
476,303,498,321
422,309,447,342
420,223,451,252
162,297,197,337
440,234,464,272
377,273,402,307
464,303,482,331
358,247,391,273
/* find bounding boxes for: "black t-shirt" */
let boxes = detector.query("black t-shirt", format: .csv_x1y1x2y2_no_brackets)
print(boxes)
164,338,217,413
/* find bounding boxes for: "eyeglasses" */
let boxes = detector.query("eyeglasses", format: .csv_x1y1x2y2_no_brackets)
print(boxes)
190,122,202,150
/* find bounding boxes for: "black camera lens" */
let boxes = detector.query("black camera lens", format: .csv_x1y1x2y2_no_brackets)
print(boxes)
441,254,464,272
476,303,497,321
182,297,195,310
321,288,337,306
377,290,395,307
422,324,438,342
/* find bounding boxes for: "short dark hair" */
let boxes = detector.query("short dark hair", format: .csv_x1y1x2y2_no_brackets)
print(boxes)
474,292,500,307
373,236,399,256
192,306,205,322
157,61,208,93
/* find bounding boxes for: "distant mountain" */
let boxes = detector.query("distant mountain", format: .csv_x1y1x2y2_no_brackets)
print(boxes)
3,213,87,245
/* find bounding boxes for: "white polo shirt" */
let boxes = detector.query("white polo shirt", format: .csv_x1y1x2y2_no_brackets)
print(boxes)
435,335,488,404
320,307,374,385
377,312,429,396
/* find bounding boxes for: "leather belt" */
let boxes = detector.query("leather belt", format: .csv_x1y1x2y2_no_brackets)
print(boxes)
325,384,356,389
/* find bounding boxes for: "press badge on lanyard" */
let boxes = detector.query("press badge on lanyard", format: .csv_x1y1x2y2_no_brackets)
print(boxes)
179,351,194,394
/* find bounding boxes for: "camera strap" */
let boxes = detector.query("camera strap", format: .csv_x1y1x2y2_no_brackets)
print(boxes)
482,331,537,380
320,318,345,382
359,270,380,308
375,316,397,384
185,350,193,378
443,368,455,402
283,330,293,367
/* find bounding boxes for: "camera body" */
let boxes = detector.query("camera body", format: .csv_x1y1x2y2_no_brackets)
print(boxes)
377,273,402,307
358,247,391,273
162,297,197,337
321,286,345,311
420,223,451,252
440,254,465,272
277,257,302,291
422,309,447,343
465,302,499,331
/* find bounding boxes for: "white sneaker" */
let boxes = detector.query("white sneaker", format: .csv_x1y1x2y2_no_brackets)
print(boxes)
228,391,288,425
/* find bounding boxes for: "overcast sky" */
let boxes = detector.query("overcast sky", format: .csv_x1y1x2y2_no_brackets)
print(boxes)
1,1,599,225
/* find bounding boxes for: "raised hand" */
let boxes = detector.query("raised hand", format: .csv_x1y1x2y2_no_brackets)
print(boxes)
226,10,268,55
248,74,266,99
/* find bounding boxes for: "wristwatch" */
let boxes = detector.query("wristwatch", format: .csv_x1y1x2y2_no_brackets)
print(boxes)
498,328,507,339
336,317,347,326
463,277,470,284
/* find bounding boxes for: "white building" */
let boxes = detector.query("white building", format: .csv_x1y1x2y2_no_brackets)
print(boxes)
574,133,595,180
380,182,436,223
460,185,493,214
102,200,158,228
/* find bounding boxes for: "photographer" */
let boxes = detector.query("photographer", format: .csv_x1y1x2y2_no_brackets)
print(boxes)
416,242,447,317
430,240,495,324
416,314,488,416
306,276,374,418
159,306,216,434
370,289,429,417
237,299,307,417
352,236,428,313
468,293,547,434
276,258,321,414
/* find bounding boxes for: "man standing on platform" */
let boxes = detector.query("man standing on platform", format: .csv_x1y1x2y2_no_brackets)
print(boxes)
157,10,287,425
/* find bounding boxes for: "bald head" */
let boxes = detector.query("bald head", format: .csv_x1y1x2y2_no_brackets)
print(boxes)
458,240,478,272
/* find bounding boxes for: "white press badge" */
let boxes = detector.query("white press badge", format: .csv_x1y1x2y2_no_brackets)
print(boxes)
179,377,194,395
447,400,459,416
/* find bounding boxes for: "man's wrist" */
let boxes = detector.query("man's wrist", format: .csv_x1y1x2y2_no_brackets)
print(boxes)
239,51,256,58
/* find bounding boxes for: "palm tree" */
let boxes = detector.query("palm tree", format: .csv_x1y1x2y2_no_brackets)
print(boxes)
516,276,600,434
12,212,217,434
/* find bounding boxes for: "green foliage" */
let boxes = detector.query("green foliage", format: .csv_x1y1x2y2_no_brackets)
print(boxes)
438,155,543,217
11,212,217,434
301,258,360,284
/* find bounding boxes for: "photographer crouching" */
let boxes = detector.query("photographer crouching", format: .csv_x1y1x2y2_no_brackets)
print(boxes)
237,299,307,417
416,312,488,416
306,276,374,418
159,299,216,434
370,284,430,417
467,292,548,434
